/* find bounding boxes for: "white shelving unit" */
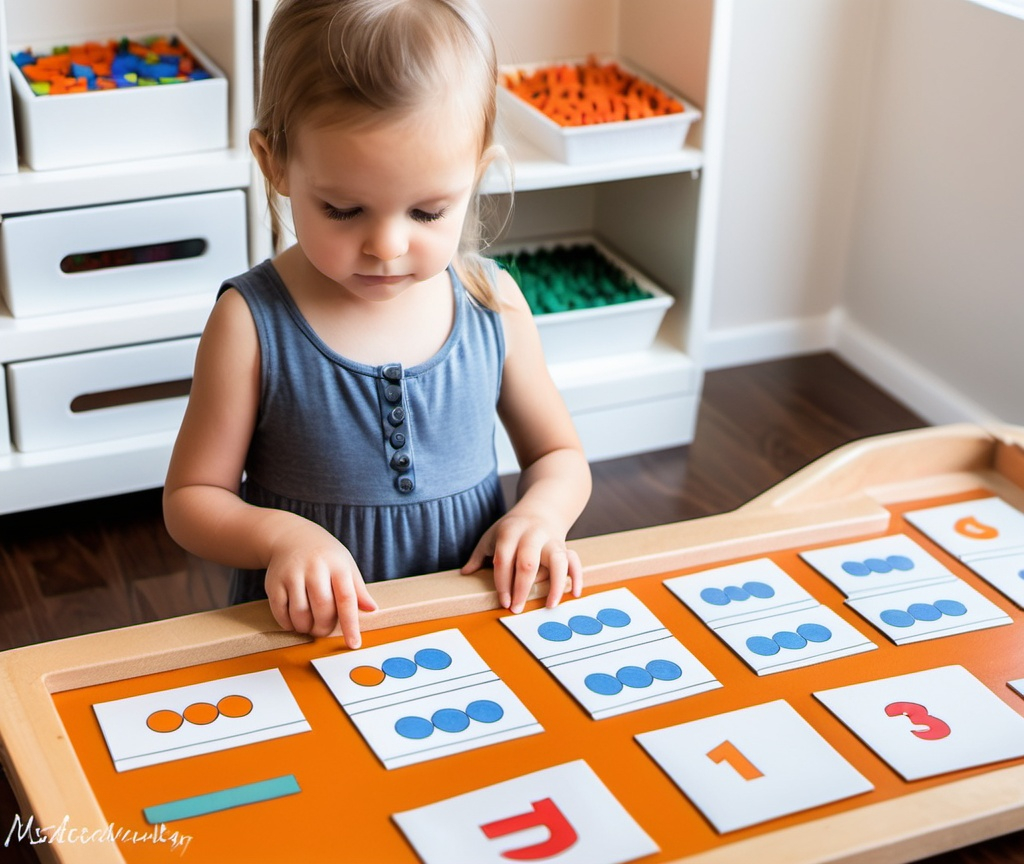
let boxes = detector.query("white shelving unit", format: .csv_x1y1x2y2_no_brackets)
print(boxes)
0,0,725,513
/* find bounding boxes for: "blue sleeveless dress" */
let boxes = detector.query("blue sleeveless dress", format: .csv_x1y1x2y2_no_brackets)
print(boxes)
221,260,507,602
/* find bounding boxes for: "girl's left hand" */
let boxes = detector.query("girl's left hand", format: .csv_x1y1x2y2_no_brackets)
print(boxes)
462,511,583,613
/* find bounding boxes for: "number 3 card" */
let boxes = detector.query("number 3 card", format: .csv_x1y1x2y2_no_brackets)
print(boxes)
636,700,873,833
814,665,1024,780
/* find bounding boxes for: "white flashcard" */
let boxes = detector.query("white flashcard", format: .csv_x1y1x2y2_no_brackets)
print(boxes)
92,668,310,773
905,497,1024,562
501,587,721,719
393,760,659,864
636,700,873,834
961,551,1024,609
846,579,1012,645
799,534,952,598
1009,678,1024,700
665,559,818,629
815,665,1024,781
312,629,542,770
714,606,876,676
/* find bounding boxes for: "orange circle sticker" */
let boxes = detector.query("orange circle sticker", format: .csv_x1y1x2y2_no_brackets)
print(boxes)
146,709,184,733
350,665,387,687
217,694,254,718
182,701,219,726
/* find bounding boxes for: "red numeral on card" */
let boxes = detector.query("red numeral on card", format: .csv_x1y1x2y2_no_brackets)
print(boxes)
884,701,951,740
480,798,578,860
707,740,764,780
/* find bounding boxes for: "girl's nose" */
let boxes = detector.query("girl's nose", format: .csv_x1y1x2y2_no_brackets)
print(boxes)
363,217,408,261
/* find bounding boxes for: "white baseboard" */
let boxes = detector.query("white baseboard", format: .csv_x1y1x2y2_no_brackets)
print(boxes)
704,310,999,426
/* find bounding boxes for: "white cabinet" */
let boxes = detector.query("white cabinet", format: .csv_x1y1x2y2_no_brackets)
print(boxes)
0,0,258,513
480,0,724,469
0,0,725,512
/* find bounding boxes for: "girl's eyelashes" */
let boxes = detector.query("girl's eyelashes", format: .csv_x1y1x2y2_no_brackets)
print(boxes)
411,207,448,224
323,204,360,221
321,203,448,223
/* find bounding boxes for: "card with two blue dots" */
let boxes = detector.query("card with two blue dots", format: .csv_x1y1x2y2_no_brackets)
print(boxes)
501,587,721,720
664,559,877,675
311,629,542,770
800,533,1012,645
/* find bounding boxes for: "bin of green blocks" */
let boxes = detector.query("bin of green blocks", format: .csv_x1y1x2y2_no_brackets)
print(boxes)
490,238,674,363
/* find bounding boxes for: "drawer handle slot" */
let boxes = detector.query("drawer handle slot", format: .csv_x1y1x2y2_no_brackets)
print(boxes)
60,239,208,274
70,379,192,413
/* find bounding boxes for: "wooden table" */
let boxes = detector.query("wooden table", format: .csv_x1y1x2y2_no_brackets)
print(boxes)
3,423,1024,864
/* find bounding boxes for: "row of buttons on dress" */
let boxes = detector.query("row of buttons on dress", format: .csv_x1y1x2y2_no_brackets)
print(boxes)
379,363,415,494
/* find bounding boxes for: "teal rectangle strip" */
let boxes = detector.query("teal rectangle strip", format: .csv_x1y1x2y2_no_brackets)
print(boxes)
143,774,301,824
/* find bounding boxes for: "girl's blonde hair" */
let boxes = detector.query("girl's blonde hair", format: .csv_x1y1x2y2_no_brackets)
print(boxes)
255,0,506,310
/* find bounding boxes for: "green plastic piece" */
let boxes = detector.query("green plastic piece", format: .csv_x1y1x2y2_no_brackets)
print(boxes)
490,243,648,315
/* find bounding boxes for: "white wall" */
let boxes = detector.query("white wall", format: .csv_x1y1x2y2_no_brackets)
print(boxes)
705,0,1024,426
841,0,1024,424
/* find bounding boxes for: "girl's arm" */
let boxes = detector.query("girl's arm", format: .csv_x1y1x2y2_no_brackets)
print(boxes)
162,289,376,648
462,269,592,612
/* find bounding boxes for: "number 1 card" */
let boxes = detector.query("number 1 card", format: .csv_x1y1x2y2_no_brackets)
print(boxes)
636,700,873,833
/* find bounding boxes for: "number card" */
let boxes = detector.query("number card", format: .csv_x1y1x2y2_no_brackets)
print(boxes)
800,534,1012,644
636,700,873,833
814,665,1024,780
312,629,542,770
501,587,721,720
92,668,310,772
665,559,876,675
393,760,659,864
905,497,1024,609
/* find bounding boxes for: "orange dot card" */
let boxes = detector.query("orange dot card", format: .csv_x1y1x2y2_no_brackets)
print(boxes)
92,669,310,772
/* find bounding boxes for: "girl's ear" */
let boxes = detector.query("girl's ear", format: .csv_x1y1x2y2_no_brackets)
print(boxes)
250,129,289,196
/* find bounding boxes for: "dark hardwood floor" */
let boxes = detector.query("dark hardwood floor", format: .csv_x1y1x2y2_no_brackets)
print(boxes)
1,353,1020,863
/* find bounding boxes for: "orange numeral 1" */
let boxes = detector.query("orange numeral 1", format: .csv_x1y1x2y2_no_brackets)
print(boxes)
707,740,764,780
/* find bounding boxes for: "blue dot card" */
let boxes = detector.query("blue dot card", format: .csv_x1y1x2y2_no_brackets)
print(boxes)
311,629,542,770
636,700,873,833
799,534,954,599
664,559,876,676
814,665,1024,781
664,558,820,629
393,760,659,864
964,551,1024,609
844,579,1012,645
500,587,721,720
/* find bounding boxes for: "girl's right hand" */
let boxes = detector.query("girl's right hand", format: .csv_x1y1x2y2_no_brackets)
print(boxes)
263,525,378,649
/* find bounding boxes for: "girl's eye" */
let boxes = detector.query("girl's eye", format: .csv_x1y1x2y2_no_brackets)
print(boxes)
411,207,447,224
324,204,360,221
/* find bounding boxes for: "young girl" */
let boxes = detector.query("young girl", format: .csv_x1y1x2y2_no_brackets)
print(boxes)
163,0,592,649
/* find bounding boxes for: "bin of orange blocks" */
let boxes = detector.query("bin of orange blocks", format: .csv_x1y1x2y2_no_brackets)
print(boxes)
498,55,701,164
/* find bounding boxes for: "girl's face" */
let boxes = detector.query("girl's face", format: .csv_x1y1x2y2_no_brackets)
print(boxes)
269,107,482,303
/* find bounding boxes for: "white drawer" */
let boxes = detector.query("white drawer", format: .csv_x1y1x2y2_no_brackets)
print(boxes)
0,370,10,454
6,337,198,452
0,190,247,317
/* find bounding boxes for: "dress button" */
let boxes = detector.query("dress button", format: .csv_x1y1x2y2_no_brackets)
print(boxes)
390,430,406,448
384,384,402,403
387,406,405,426
396,476,415,493
382,364,402,382
390,452,411,471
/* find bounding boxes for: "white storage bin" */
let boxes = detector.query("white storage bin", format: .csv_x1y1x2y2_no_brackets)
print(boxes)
0,189,247,317
8,31,228,171
498,57,701,165
6,337,198,452
0,4,18,175
0,370,10,454
492,236,675,364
